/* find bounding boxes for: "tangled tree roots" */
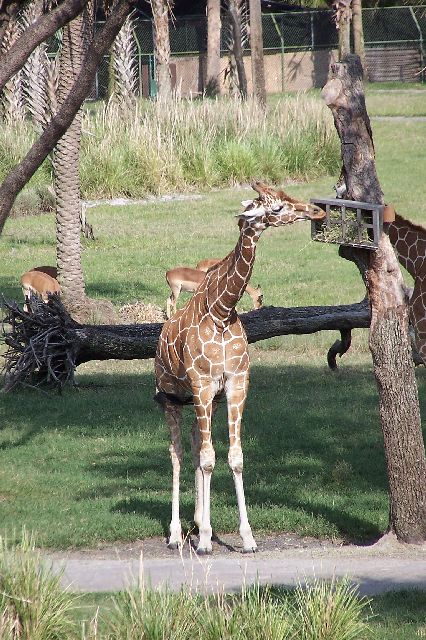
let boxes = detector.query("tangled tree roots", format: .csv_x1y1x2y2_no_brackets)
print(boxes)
1,294,78,392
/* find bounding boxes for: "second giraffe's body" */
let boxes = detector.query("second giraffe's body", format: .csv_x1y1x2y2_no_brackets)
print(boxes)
389,214,426,364
154,182,325,554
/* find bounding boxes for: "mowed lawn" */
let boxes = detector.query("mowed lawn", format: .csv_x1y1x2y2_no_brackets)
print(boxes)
0,99,425,549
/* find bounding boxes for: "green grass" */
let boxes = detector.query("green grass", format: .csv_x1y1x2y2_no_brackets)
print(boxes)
369,590,426,640
268,83,426,118
366,90,426,117
0,101,425,550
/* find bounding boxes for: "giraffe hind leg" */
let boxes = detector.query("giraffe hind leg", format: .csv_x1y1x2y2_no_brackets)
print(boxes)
191,399,219,533
162,400,184,549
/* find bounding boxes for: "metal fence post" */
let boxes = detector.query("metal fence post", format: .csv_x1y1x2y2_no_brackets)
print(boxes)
410,6,425,83
133,24,143,97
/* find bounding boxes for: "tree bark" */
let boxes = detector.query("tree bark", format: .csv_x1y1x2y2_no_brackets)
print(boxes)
76,300,370,364
151,0,173,100
0,0,134,236
206,0,221,96
249,0,266,107
333,0,352,60
352,0,367,80
54,5,92,314
228,0,247,99
0,0,89,93
322,54,426,543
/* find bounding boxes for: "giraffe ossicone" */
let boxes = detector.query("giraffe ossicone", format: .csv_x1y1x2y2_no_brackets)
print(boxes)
154,182,326,554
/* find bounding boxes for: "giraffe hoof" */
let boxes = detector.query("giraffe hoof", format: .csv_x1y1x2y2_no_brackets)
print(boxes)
196,547,212,556
167,541,180,550
242,546,258,554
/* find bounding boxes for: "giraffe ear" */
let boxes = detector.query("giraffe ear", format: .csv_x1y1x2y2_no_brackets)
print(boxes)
236,205,265,220
271,204,283,212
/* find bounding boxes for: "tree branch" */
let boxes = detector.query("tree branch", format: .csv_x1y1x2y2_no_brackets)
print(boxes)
0,0,135,235
0,0,90,93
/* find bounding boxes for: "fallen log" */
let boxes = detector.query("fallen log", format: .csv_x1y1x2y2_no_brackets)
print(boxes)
1,294,371,391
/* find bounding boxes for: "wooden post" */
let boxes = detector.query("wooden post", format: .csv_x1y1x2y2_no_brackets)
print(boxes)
323,55,426,543
249,0,266,107
206,0,221,96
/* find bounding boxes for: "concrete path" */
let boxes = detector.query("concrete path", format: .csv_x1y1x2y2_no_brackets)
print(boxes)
48,534,426,596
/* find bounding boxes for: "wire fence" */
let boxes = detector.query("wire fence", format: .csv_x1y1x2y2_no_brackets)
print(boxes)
90,5,426,99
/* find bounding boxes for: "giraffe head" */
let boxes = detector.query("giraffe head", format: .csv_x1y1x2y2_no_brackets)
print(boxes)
238,181,325,230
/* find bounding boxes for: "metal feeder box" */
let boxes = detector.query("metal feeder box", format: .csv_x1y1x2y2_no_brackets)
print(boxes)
310,197,384,250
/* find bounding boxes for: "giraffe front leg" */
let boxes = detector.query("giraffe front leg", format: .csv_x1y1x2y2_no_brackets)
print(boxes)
226,376,257,553
164,402,183,549
191,418,203,530
192,388,216,555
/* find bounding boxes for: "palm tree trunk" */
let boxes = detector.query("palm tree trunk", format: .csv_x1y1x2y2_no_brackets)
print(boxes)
249,0,265,107
352,0,367,79
228,0,247,99
151,0,173,100
206,0,221,96
54,5,93,316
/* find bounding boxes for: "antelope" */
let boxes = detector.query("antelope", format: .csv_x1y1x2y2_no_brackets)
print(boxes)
165,263,263,319
20,268,61,312
31,265,58,279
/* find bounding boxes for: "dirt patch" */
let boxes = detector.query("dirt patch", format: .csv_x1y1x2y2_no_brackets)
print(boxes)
118,301,166,324
48,531,426,563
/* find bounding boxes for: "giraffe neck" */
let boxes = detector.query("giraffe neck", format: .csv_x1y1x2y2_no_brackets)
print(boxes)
204,224,261,326
389,214,426,279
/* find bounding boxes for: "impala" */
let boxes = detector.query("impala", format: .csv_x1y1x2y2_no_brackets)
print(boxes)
20,267,61,311
165,263,263,319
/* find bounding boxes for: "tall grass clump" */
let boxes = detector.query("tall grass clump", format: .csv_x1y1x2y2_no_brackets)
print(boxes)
293,578,371,640
105,586,198,639
0,530,78,640
199,584,294,640
99,578,371,640
0,94,339,206
0,121,54,215
80,94,340,198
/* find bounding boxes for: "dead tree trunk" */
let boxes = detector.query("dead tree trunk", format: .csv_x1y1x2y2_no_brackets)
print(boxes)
322,54,426,543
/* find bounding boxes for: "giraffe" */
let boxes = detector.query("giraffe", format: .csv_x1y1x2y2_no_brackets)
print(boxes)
389,214,426,364
334,172,426,364
154,181,326,554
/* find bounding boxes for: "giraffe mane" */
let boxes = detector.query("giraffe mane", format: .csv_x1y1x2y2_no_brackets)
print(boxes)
395,213,426,238
252,181,307,207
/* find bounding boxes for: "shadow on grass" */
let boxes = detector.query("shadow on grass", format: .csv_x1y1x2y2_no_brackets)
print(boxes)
1,361,425,544
84,280,159,302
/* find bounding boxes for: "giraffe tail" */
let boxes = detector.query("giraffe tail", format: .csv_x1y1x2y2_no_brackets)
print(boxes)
154,390,194,407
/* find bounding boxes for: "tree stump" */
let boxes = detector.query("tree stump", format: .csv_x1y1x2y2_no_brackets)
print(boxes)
322,54,426,543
